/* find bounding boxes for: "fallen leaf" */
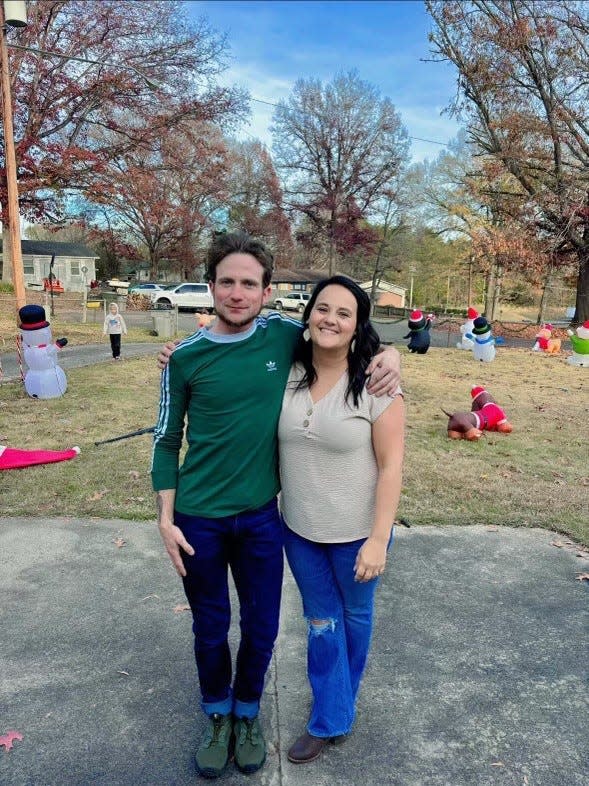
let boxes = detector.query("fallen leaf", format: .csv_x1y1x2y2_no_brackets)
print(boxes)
486,526,499,532
0,730,23,751
173,603,191,613
490,761,504,767
87,489,107,501
575,573,589,582
142,594,160,601
113,537,126,548
576,552,589,559
128,470,140,480
551,541,564,548
117,670,130,676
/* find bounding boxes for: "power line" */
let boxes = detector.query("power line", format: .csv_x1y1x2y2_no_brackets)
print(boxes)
249,96,450,148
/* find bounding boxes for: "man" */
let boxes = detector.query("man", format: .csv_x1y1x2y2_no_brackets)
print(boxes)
152,232,400,779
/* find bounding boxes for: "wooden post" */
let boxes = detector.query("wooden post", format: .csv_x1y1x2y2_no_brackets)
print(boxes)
0,4,26,316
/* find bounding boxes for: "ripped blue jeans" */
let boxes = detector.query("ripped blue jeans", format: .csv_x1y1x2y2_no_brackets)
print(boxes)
284,525,391,738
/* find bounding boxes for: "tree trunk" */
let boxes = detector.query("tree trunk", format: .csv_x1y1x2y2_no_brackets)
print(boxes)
537,264,553,325
492,263,503,320
370,268,381,314
484,268,494,318
574,248,589,324
328,212,337,277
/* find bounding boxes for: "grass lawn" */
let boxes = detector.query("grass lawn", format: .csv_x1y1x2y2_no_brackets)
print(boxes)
1,344,587,546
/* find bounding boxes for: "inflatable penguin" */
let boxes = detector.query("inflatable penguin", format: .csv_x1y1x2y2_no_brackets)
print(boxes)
457,307,479,350
404,310,431,354
19,304,68,398
567,320,589,367
469,316,496,362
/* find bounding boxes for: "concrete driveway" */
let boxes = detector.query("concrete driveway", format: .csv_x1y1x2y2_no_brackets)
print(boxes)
0,519,587,786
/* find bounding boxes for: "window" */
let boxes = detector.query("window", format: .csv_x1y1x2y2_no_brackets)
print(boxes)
70,260,80,276
23,259,35,275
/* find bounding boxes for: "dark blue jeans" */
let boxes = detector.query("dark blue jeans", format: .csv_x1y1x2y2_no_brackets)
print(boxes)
175,498,283,719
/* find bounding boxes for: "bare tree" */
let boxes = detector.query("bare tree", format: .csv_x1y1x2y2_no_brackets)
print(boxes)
271,71,410,275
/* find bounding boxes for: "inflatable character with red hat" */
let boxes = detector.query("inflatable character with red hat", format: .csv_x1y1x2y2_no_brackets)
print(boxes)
457,307,479,350
567,320,589,367
403,310,431,354
533,323,561,354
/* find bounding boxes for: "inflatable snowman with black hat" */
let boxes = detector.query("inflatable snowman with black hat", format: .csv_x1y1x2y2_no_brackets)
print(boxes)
19,304,68,398
470,316,496,362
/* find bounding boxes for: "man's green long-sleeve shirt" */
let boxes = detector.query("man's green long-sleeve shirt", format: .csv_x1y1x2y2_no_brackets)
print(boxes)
151,313,301,518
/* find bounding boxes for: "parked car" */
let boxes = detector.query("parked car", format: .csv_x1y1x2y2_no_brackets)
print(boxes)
152,282,214,312
272,292,311,313
128,282,165,301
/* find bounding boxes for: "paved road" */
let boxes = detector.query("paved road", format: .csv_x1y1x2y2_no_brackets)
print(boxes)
0,313,569,383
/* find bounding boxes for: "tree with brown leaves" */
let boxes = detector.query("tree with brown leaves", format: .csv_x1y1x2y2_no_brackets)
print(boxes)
426,0,589,323
1,0,246,281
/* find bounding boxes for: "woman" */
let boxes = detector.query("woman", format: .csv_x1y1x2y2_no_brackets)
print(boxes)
278,275,405,764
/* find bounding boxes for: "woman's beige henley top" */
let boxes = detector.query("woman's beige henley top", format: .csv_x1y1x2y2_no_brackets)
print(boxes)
278,364,402,543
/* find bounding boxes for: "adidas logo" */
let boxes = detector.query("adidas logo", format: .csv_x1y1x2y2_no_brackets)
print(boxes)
266,360,277,372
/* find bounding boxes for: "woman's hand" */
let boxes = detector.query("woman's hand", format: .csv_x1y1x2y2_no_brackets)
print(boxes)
365,346,401,396
354,536,387,582
157,340,180,370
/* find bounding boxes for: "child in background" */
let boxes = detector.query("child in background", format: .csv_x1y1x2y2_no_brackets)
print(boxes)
103,302,127,360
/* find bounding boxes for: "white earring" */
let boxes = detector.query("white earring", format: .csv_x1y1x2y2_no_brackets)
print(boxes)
303,327,310,341
350,337,356,352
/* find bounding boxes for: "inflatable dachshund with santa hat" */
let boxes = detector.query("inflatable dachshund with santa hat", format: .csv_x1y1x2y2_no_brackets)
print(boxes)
445,385,513,440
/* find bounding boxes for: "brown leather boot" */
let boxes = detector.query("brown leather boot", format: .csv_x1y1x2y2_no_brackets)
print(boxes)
287,732,329,763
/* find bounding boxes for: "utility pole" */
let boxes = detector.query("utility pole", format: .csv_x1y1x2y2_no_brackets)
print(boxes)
409,265,416,309
0,1,27,315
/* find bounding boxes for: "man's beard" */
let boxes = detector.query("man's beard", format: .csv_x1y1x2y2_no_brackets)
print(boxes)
215,305,262,330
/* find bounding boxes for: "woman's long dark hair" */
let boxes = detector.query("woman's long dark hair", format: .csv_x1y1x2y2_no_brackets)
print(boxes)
292,275,381,407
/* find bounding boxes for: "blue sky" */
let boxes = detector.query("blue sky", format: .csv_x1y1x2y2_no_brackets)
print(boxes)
186,0,461,163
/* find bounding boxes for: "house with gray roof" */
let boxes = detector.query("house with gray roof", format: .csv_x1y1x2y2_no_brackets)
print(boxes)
0,240,98,293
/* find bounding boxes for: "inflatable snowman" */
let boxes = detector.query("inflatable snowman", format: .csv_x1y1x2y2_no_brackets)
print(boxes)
457,307,479,350
470,316,496,362
19,305,68,398
567,320,589,367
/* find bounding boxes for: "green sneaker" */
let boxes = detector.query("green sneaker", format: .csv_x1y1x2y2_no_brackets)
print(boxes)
233,715,266,774
194,713,233,779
